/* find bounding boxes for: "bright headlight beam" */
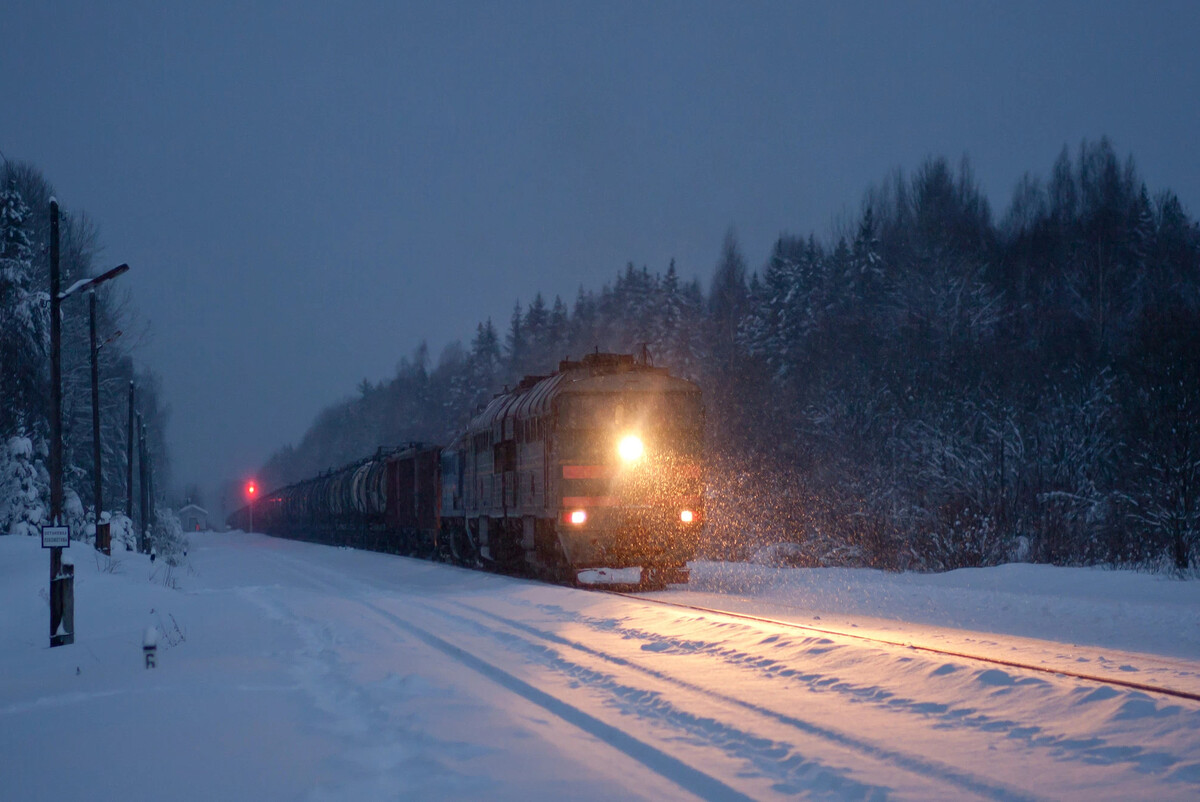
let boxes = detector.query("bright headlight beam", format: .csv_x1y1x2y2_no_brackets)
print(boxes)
617,434,644,462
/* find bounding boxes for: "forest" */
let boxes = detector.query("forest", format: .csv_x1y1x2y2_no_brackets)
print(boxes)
0,160,172,552
258,140,1200,572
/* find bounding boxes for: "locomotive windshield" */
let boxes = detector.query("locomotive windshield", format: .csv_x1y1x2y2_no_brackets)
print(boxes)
559,392,702,430
557,391,703,461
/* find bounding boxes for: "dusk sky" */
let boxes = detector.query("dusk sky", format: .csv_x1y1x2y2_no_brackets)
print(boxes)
4,1,1198,503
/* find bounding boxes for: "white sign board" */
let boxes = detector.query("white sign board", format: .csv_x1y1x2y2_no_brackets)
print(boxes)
41,525,70,548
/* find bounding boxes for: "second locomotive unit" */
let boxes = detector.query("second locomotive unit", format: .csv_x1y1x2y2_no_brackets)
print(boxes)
231,352,705,587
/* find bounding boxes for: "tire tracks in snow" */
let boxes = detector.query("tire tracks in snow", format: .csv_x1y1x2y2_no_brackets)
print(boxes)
228,557,494,799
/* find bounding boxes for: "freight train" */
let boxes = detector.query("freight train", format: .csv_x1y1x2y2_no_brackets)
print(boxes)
228,352,705,587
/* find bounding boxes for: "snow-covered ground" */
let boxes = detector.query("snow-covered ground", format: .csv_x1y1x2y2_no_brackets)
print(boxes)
2,532,1198,800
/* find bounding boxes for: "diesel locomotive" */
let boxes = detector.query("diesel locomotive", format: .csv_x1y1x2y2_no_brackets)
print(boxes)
228,352,705,587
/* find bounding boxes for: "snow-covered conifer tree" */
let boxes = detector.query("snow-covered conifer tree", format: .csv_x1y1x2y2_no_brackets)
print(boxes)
0,433,50,536
0,180,51,534
0,181,48,438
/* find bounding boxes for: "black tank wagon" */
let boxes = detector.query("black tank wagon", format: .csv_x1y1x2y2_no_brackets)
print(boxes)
230,443,441,556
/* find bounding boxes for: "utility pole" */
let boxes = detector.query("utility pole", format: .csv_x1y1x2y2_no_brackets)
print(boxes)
48,200,69,647
90,292,101,533
147,441,155,531
127,381,135,521
89,291,110,554
138,414,148,553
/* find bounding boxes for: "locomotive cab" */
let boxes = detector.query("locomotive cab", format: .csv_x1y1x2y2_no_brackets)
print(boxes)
552,364,705,586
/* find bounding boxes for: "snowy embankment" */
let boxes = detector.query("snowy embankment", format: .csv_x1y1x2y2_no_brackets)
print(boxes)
2,532,1199,800
683,560,1200,658
676,560,1200,680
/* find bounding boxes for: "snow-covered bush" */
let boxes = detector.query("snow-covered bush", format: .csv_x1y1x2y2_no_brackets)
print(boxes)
0,432,49,536
107,512,137,551
62,487,86,533
151,508,189,567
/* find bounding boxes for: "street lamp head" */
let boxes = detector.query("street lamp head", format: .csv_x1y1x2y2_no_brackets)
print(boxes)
97,263,130,284
59,263,130,301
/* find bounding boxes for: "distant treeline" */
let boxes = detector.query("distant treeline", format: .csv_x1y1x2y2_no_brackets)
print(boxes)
258,139,1200,572
0,161,170,540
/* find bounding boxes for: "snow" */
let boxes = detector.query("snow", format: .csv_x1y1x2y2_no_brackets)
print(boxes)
678,560,1200,660
577,566,642,585
57,276,96,300
2,532,1198,800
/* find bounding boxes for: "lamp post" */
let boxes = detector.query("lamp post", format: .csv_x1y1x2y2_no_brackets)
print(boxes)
127,381,135,526
138,414,148,553
47,197,130,647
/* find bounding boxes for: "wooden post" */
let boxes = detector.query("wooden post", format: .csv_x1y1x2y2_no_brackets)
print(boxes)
52,562,75,646
48,200,65,647
90,291,106,552
127,381,134,520
138,416,149,552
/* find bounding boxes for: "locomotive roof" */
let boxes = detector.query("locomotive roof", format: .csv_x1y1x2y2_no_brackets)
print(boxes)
458,353,699,441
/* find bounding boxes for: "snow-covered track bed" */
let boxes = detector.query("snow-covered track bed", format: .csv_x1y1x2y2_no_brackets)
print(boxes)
261,544,1200,800
271,559,1016,798
613,591,1200,704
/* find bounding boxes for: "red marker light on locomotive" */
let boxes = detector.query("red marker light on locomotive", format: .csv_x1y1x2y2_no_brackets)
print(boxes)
569,509,587,525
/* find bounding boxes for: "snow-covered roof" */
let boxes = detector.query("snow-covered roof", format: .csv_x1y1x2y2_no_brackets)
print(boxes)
179,504,208,516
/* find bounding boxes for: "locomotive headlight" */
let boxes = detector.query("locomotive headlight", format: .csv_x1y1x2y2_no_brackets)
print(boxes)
680,509,695,524
569,509,588,525
617,434,645,462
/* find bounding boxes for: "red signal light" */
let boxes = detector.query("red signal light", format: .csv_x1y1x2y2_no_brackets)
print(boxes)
246,481,257,498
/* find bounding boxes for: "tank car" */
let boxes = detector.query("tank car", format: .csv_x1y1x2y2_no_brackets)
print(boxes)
234,443,440,555
440,352,704,586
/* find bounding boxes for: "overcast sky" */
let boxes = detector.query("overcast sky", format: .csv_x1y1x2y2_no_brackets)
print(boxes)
4,1,1198,503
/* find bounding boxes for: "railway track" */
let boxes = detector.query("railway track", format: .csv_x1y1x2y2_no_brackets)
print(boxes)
261,532,1200,704
610,591,1200,704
